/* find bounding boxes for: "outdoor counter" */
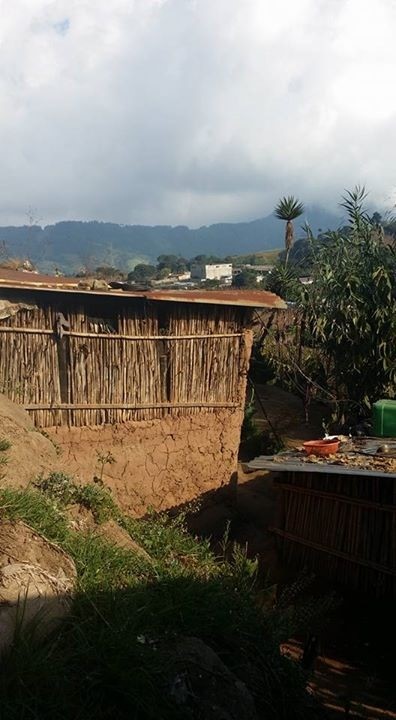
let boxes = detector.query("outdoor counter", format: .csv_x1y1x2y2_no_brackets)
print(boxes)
247,451,396,598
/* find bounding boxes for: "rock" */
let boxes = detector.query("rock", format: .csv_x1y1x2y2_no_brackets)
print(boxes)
91,279,109,291
0,520,77,654
167,636,259,720
77,278,109,291
95,520,152,561
77,279,92,290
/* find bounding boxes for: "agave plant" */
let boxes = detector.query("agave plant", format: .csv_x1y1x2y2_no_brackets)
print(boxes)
274,196,304,265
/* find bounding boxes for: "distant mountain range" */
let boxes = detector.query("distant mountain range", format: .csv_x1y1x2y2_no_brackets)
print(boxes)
0,206,342,274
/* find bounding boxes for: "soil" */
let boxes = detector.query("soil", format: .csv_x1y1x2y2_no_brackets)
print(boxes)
0,520,75,576
249,382,331,447
282,633,396,720
0,520,76,653
0,393,58,488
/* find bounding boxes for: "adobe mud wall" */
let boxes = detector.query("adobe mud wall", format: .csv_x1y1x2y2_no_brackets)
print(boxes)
47,409,244,516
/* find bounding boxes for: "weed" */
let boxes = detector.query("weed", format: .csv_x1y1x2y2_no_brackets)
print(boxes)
95,450,116,484
34,472,77,505
34,472,119,523
76,483,119,524
241,387,260,443
0,438,11,452
0,439,11,480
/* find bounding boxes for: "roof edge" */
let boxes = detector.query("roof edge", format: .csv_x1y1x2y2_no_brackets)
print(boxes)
0,275,286,310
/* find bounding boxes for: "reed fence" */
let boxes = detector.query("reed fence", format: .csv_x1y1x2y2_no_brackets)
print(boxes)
0,298,251,427
272,469,396,598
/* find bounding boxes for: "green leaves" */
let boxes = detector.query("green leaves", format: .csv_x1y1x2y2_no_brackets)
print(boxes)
274,195,305,261
266,186,396,425
274,196,305,221
265,263,302,301
304,187,396,418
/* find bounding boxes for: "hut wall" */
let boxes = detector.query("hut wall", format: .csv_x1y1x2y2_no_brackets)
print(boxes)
45,408,244,516
0,291,253,512
0,292,252,427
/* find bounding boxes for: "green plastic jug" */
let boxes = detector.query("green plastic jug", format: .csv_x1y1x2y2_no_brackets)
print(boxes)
372,399,396,437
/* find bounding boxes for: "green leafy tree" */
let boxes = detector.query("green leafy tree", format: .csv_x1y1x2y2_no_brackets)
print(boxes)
274,196,304,266
304,186,396,422
265,263,302,302
233,269,258,288
262,187,396,428
156,266,172,280
157,255,188,273
203,278,221,289
127,263,156,282
191,254,224,265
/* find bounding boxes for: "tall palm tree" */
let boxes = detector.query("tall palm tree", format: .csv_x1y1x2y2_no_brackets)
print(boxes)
274,196,304,266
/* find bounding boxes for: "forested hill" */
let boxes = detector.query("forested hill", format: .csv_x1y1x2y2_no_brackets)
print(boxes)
0,206,340,273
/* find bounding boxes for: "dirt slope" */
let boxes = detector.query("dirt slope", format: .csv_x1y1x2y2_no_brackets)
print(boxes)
0,394,57,487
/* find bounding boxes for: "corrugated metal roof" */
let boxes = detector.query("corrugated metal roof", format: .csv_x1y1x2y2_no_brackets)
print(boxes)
0,268,286,309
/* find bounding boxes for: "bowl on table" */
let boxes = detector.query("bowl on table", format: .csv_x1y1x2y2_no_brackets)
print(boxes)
303,438,340,457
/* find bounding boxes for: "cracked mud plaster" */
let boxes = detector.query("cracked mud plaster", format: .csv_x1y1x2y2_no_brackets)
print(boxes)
47,409,244,516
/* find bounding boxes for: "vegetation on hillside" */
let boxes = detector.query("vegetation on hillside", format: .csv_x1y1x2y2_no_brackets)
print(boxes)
228,249,281,266
0,207,339,275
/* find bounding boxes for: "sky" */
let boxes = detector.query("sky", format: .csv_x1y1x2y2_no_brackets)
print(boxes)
0,0,395,228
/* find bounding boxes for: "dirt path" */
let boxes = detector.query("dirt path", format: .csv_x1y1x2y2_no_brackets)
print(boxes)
250,382,330,446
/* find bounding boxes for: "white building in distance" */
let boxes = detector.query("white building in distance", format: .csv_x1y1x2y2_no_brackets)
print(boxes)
190,263,233,284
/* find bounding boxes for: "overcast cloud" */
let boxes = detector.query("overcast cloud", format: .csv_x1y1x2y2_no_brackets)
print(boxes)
0,0,395,227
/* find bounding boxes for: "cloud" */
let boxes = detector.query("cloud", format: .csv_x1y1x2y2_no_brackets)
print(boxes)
0,0,395,226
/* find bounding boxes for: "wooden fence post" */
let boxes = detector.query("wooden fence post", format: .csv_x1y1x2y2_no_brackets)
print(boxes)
55,313,70,423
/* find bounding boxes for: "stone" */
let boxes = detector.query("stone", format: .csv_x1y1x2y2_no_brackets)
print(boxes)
167,636,259,720
95,520,152,562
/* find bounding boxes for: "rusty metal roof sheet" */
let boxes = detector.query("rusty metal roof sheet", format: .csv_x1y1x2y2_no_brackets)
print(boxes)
145,289,286,309
0,268,77,288
0,269,286,309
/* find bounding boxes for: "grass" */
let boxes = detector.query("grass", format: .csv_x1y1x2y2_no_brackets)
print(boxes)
0,480,322,720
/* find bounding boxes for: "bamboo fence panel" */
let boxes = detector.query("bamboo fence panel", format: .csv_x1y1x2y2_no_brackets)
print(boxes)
0,298,249,427
0,307,62,427
66,335,163,425
168,336,242,416
167,303,246,336
273,470,396,598
166,304,245,416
